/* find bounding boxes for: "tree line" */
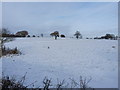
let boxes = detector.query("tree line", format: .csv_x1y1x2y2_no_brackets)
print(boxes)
1,28,118,40
94,34,118,40
1,28,83,40
1,28,28,37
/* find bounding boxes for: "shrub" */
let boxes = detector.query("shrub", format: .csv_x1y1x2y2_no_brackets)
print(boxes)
2,73,27,89
1,74,92,89
1,46,21,57
32,35,35,37
61,34,65,38
27,35,30,37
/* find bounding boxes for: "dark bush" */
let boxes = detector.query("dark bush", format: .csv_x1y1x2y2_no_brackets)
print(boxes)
2,73,27,89
61,34,65,38
100,34,115,40
94,37,98,39
32,35,35,37
27,35,30,37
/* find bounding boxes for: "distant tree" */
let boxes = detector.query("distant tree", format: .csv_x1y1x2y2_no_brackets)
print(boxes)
41,34,43,37
105,34,112,39
2,28,10,35
50,31,59,40
74,31,82,39
102,34,115,39
1,28,12,37
60,34,65,38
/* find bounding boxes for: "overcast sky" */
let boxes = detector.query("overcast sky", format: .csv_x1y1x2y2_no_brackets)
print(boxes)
2,2,118,37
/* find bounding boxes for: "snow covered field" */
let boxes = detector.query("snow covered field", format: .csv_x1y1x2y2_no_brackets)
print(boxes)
1,37,118,88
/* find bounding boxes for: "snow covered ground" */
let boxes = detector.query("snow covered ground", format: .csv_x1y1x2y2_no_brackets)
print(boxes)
1,37,118,88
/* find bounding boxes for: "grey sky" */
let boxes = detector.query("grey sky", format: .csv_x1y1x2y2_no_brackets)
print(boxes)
2,2,118,37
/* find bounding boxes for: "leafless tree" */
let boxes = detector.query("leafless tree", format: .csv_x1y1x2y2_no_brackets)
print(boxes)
56,79,65,90
43,77,52,90
69,78,79,88
79,76,92,89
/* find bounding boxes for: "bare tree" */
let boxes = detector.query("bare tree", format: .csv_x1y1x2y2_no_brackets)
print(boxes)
43,77,52,90
79,76,92,89
56,79,65,90
69,78,79,88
